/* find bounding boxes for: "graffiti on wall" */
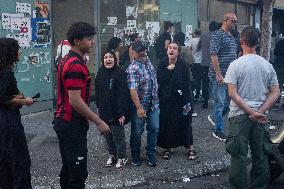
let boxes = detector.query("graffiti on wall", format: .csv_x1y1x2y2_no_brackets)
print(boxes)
0,1,52,99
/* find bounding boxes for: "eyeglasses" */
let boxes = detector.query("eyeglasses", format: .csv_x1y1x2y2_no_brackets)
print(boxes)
227,19,238,24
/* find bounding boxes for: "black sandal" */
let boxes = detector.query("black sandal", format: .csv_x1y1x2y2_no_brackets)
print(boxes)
188,149,197,160
162,150,172,160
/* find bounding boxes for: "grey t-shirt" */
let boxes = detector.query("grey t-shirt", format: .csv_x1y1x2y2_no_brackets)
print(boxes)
224,54,279,118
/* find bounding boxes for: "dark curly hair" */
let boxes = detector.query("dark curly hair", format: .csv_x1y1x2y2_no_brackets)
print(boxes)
173,32,186,46
107,37,121,51
0,38,20,70
67,22,96,46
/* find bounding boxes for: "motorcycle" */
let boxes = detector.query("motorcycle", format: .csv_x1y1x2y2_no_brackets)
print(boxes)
269,124,284,182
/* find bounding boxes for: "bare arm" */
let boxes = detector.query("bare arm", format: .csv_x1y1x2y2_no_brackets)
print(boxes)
211,54,223,84
228,84,255,115
4,97,33,106
130,89,146,118
68,90,110,134
258,85,280,113
228,84,267,123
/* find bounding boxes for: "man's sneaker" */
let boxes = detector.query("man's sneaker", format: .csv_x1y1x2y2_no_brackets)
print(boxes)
208,115,215,127
132,156,141,166
147,156,157,167
116,157,128,169
106,155,117,167
212,131,226,141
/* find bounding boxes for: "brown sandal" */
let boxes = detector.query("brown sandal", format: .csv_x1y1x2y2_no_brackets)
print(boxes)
188,149,197,160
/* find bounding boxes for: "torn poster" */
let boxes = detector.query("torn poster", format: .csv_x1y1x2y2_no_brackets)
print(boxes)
44,69,51,83
145,21,160,46
113,28,124,40
1,13,24,30
28,53,39,65
126,6,137,19
6,33,31,47
31,18,51,47
126,20,136,30
185,25,193,47
35,1,49,19
10,17,31,34
107,17,117,25
16,2,32,15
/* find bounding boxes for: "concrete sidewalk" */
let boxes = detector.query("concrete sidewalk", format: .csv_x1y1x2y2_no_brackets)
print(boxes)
21,104,284,188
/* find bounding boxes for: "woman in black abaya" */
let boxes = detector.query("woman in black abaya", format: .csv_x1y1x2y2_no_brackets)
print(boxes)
157,42,196,160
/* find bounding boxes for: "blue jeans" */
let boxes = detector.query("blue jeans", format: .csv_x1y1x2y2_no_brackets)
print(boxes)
130,109,160,158
210,77,230,133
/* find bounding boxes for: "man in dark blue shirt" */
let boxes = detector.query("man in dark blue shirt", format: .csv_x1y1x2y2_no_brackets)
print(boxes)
208,13,238,141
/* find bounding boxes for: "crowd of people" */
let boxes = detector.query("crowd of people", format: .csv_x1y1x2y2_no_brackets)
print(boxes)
0,12,282,189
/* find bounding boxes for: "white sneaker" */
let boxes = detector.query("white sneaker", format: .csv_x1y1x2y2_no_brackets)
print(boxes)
116,157,128,169
208,115,215,127
106,155,117,167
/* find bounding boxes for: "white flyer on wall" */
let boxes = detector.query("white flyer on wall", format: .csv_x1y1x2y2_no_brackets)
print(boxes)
126,6,137,19
1,13,24,30
107,17,117,25
16,2,32,15
6,33,30,47
146,21,160,46
185,24,193,47
146,21,160,34
114,28,124,40
10,17,31,34
126,20,136,30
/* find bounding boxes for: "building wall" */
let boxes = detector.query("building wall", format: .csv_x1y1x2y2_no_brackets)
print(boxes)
0,0,53,101
51,0,95,72
99,0,198,67
198,0,257,33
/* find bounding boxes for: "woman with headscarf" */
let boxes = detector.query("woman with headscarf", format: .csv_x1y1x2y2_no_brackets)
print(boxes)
157,42,196,160
95,50,131,169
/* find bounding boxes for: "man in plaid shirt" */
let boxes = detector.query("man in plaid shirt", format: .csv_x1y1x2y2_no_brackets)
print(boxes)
126,41,159,167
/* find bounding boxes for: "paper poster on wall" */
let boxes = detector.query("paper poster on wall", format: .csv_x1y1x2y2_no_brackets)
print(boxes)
28,53,39,65
127,20,136,30
1,13,24,30
107,17,117,25
16,2,32,15
35,1,49,18
10,17,31,33
145,21,160,46
126,6,137,19
32,18,51,47
6,33,30,47
185,25,193,47
114,28,124,40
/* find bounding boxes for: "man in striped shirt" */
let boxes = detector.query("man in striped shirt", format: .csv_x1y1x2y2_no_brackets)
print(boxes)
208,13,238,141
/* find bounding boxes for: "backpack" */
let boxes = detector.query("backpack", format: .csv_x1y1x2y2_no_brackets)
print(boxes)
54,41,64,70
154,34,165,59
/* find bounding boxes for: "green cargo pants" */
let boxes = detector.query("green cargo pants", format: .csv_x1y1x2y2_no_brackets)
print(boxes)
225,114,272,189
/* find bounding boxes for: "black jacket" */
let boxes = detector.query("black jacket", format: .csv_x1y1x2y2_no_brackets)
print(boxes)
95,65,132,125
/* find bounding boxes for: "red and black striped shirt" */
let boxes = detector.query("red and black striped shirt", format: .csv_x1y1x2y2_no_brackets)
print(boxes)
55,50,91,121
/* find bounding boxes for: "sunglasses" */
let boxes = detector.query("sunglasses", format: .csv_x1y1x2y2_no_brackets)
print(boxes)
227,19,238,24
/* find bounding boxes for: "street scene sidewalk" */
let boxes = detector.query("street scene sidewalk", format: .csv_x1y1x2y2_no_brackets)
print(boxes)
22,102,284,189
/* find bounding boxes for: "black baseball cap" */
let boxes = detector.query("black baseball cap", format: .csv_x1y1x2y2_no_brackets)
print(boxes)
132,41,146,53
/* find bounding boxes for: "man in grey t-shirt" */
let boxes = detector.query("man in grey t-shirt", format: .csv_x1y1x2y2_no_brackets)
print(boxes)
224,27,280,189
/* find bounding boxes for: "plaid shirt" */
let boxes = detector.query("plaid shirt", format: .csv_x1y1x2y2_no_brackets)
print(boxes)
126,58,159,112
